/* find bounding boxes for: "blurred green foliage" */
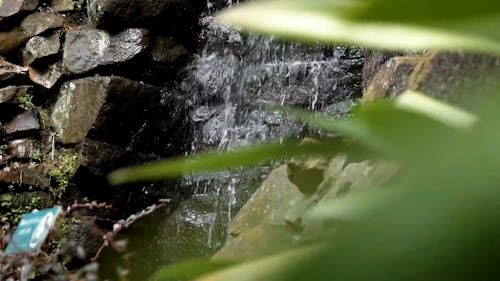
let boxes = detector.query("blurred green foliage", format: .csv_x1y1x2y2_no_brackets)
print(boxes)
217,0,500,54
108,0,500,280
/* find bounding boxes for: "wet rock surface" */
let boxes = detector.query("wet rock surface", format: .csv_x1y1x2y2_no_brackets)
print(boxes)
363,55,422,101
184,18,363,151
51,76,160,145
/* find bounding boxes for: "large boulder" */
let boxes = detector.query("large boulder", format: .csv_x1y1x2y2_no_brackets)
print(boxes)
362,51,500,108
62,29,190,84
214,157,398,259
63,28,149,74
362,50,404,91
50,76,160,145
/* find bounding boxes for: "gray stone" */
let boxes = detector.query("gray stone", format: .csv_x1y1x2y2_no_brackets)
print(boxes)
0,56,28,81
362,51,500,108
28,61,63,88
50,0,74,12
8,138,41,158
51,76,160,144
228,165,303,237
63,28,149,74
3,109,39,135
0,85,32,103
0,11,63,54
0,0,38,18
22,32,61,65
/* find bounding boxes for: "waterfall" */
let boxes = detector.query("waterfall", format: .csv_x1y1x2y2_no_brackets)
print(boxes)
146,15,363,269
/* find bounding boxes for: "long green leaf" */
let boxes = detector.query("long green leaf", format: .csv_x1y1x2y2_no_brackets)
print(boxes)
107,140,372,185
272,105,390,153
216,0,500,55
395,90,478,129
275,102,462,164
149,259,240,281
194,245,321,281
109,98,467,185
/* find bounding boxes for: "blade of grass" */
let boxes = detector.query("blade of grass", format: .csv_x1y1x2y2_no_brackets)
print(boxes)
395,90,478,129
108,140,373,185
216,1,500,55
149,259,240,281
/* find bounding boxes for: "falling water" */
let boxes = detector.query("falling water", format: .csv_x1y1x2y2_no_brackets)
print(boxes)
148,15,363,266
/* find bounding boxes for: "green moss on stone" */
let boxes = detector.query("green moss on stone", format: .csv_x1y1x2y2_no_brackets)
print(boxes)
17,94,35,110
49,149,79,195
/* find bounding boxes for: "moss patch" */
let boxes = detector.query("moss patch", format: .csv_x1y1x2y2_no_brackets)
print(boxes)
48,149,79,196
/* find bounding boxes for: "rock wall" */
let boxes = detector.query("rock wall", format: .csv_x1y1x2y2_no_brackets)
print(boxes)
0,0,205,264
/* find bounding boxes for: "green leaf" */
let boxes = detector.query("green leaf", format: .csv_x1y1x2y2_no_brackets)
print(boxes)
346,0,499,23
109,96,469,185
107,140,372,185
276,102,462,164
273,105,390,153
216,0,500,55
395,90,478,129
306,187,401,221
149,259,240,281
193,246,321,281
